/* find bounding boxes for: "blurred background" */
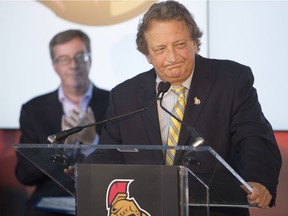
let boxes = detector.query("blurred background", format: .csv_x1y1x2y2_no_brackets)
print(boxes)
0,1,287,215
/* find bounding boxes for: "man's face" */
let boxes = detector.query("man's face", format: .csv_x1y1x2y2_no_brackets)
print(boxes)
145,20,198,86
52,37,91,90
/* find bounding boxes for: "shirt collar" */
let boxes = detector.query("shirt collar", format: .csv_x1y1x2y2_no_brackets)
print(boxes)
58,81,93,109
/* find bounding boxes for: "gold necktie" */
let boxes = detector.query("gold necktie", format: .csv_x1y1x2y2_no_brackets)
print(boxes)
166,85,186,165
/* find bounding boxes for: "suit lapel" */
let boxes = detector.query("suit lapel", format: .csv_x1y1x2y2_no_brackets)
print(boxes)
178,55,215,147
137,71,162,146
89,85,104,119
45,90,64,134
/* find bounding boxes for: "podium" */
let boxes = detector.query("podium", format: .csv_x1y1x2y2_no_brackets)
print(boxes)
14,144,252,216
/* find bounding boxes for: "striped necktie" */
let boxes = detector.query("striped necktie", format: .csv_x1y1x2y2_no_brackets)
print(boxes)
166,85,186,165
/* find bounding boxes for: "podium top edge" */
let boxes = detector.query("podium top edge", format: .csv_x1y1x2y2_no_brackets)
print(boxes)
13,143,212,151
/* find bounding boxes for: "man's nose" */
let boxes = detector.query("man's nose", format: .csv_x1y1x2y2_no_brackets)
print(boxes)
166,48,177,62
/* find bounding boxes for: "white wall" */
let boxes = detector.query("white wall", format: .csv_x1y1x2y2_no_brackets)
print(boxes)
1,0,287,130
0,0,207,128
208,0,288,130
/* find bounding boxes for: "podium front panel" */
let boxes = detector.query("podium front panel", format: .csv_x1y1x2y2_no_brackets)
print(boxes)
76,164,179,216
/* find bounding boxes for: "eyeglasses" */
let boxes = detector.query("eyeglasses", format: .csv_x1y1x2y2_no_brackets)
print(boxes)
53,52,90,66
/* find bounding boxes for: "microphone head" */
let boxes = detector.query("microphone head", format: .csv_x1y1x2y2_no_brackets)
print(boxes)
47,135,56,144
158,81,171,93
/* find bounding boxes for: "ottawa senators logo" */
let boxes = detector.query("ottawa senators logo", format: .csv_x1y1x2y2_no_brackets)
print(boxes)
106,179,150,216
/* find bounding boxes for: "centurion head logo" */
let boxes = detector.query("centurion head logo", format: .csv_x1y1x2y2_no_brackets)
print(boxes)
106,179,150,216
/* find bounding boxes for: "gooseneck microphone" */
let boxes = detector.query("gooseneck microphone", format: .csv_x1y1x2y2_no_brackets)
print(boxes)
158,82,205,148
47,84,168,144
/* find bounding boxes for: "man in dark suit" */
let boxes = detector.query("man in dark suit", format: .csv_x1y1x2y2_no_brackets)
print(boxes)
15,29,109,216
95,1,281,215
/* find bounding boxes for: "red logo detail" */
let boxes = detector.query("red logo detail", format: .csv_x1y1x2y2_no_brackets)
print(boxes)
106,179,150,216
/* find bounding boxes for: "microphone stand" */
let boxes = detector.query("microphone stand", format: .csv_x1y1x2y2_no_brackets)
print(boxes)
47,108,149,144
47,82,170,165
47,85,167,144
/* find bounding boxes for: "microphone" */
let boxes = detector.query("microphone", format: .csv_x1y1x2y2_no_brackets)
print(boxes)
47,84,167,144
158,82,205,148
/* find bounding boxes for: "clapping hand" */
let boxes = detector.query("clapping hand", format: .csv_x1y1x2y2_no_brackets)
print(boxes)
62,107,96,144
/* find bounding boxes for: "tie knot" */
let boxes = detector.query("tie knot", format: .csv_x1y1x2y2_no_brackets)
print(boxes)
172,85,186,96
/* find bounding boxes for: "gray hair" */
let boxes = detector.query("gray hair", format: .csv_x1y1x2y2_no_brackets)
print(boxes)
136,1,203,56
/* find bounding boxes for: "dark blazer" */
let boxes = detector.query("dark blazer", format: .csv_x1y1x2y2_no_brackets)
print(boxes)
98,55,281,216
15,85,109,216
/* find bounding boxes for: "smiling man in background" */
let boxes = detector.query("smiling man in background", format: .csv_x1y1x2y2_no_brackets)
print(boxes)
15,29,109,216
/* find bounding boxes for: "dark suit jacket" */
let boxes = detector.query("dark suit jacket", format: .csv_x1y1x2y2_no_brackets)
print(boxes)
97,55,281,216
15,85,109,216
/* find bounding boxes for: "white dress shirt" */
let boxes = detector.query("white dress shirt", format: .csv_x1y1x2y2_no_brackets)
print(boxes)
156,71,194,146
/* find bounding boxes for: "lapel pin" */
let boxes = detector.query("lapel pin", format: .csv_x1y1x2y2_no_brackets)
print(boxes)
194,97,201,105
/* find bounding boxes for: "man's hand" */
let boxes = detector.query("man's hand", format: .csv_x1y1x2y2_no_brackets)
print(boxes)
241,182,272,208
64,165,75,180
62,107,97,144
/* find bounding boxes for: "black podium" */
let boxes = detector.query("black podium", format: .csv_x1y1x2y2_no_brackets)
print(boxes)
14,144,253,216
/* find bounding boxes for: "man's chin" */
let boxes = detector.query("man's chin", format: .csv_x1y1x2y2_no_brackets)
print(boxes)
164,71,191,85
